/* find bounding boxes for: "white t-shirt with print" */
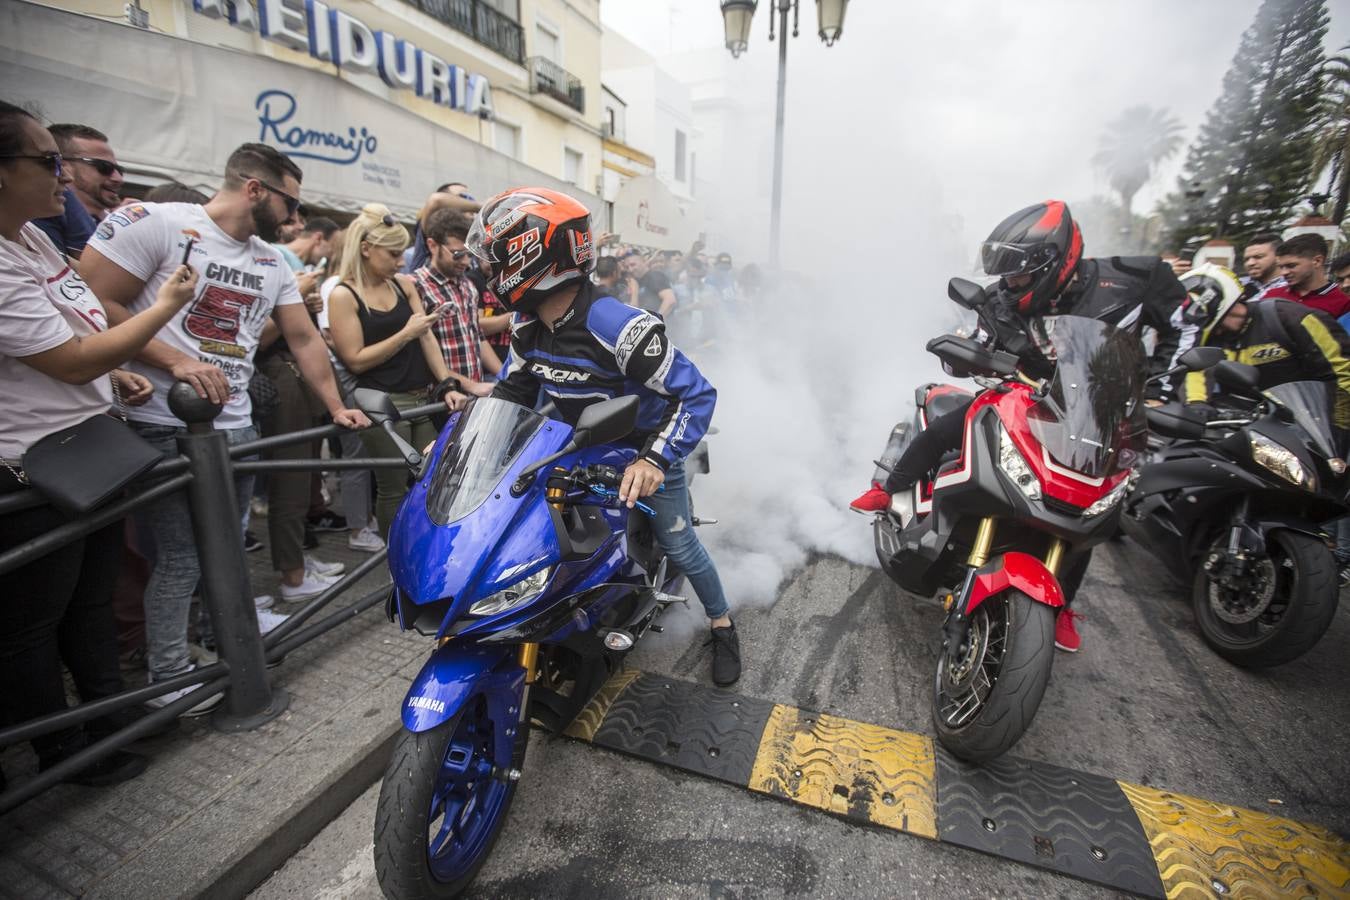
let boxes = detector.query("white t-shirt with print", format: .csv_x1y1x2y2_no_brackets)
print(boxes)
0,224,115,460
87,202,302,430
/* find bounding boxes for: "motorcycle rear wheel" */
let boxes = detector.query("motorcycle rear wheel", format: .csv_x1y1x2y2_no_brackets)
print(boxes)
373,694,526,899
932,590,1055,763
1192,529,1339,668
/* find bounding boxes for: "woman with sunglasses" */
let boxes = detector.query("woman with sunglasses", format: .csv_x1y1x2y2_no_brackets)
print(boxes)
327,203,457,538
0,100,200,788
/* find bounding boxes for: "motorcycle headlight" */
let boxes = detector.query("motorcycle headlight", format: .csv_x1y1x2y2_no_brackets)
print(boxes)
998,424,1042,500
468,566,553,617
1083,475,1133,517
1250,433,1315,491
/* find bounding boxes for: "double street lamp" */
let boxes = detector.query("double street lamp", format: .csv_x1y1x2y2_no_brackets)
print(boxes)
720,0,850,267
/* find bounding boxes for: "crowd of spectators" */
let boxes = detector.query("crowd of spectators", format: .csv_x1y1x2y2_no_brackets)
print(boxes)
0,98,761,792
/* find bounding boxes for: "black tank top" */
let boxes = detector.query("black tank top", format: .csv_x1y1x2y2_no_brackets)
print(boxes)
346,279,436,393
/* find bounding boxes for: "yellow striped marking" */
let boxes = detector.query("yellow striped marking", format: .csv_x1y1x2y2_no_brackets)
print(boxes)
563,667,642,742
748,705,938,839
1119,781,1350,899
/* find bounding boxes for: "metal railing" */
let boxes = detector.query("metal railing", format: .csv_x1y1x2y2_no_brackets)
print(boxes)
0,387,444,814
528,56,585,113
408,0,524,64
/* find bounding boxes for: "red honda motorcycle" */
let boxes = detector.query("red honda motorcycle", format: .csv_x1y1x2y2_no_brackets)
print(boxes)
869,278,1148,762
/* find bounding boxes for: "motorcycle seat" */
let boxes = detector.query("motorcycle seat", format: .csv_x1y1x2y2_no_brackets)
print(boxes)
922,388,974,424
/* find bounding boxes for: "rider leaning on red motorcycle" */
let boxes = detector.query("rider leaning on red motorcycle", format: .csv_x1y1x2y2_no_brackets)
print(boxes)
851,200,1193,652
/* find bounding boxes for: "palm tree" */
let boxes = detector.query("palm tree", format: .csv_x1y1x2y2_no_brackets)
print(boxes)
1092,105,1185,218
1310,46,1350,225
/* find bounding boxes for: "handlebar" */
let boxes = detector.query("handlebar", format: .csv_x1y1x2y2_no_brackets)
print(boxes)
545,464,663,516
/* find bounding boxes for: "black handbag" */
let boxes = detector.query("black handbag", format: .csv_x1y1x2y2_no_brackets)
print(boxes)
18,413,164,514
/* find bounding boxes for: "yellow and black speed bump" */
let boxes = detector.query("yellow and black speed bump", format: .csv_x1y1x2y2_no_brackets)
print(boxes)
936,752,1164,895
562,669,1350,898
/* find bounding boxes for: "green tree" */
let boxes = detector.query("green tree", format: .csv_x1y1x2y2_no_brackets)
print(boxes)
1158,0,1328,246
1092,105,1184,218
1310,46,1350,225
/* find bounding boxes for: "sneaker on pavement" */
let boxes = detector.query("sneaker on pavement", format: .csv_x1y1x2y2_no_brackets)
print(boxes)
254,593,275,610
144,665,223,717
348,527,385,552
849,482,892,514
257,608,289,635
244,531,263,553
280,571,337,602
708,620,742,687
307,511,348,533
188,641,218,666
1339,565,1350,587
1055,608,1083,653
304,555,345,578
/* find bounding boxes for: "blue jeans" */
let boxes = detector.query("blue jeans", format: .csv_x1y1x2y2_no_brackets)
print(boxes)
130,422,257,682
645,459,729,620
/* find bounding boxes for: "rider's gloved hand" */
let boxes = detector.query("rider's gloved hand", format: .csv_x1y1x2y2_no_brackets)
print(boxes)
849,482,892,514
1186,402,1220,422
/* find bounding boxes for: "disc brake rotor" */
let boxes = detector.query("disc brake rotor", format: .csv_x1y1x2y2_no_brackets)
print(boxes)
1207,550,1277,625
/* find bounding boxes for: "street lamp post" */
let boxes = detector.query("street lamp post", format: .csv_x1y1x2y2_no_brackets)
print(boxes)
721,0,849,268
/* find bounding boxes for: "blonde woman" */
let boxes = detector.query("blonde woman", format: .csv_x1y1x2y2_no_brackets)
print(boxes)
327,204,453,537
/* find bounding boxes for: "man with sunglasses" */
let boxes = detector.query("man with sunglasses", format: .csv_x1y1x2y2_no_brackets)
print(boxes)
849,200,1192,654
411,208,500,397
78,141,369,703
49,124,124,221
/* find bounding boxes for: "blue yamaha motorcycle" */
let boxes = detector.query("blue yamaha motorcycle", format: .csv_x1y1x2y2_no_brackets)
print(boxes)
359,391,692,899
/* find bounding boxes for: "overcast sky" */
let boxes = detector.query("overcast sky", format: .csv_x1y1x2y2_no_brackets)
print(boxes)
603,0,1350,250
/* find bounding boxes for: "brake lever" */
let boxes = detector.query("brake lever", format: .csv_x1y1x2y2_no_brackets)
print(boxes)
587,483,656,516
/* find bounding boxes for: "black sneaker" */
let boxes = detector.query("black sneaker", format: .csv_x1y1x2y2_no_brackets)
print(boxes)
303,525,319,550
244,531,263,553
708,621,741,687
307,511,348,533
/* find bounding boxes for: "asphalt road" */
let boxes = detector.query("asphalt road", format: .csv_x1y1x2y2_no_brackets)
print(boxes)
250,538,1350,899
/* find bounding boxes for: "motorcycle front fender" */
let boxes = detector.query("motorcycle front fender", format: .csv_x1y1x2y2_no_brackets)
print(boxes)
401,643,525,737
965,551,1065,614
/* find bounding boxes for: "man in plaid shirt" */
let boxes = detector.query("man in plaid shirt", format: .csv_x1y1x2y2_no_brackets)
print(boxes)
411,209,501,393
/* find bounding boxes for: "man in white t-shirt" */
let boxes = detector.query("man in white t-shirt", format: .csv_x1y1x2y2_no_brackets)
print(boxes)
80,142,369,701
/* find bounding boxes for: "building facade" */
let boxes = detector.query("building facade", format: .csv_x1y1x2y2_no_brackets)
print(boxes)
5,0,604,216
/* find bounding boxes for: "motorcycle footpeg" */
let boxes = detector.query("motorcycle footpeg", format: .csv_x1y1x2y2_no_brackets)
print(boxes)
654,591,689,608
692,516,718,526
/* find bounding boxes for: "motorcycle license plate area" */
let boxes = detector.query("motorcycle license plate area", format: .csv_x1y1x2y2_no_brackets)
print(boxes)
558,670,1350,899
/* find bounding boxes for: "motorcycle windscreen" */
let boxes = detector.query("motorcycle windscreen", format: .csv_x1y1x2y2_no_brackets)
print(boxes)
425,397,548,525
1025,316,1148,478
1265,381,1339,459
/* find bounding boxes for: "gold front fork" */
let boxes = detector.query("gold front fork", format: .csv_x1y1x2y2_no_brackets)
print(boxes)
518,642,540,684
1044,538,1066,576
967,517,997,568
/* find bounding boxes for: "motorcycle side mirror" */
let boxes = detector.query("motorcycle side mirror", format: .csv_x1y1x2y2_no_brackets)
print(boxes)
1213,360,1261,395
511,396,640,497
571,395,639,449
353,388,401,425
1179,346,1225,371
947,278,987,310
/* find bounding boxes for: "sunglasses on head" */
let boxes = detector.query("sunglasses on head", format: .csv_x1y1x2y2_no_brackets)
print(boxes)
242,173,301,217
0,152,64,178
71,156,124,177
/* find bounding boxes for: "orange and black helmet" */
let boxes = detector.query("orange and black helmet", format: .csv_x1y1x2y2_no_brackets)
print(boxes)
466,187,595,314
980,200,1083,315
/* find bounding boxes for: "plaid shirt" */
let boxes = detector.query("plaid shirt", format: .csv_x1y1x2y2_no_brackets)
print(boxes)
412,266,485,382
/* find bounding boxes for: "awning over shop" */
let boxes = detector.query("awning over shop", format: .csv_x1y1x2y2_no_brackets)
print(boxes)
611,174,698,252
1,2,598,221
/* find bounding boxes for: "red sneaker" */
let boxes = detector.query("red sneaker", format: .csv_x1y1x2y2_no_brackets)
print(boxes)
1054,607,1083,652
850,482,891,514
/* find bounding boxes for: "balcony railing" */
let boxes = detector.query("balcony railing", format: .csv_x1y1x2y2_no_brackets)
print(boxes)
528,56,585,114
408,0,524,64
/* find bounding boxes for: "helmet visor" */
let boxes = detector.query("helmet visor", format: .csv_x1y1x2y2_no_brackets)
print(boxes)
465,211,498,263
981,241,1058,277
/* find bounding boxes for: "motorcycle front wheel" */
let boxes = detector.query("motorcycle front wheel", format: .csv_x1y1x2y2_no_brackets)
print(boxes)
1192,529,1339,668
373,693,527,899
932,590,1055,763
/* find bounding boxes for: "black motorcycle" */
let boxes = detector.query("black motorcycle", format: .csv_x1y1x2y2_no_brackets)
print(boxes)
1122,361,1347,667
